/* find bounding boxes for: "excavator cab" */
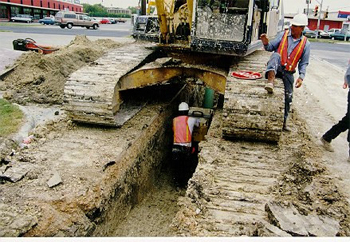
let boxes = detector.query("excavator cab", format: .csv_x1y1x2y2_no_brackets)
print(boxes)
133,0,284,56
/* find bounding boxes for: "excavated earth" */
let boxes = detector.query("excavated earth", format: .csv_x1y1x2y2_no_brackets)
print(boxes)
0,37,350,237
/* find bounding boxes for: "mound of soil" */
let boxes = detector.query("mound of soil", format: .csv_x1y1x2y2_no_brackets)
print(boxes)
0,36,125,105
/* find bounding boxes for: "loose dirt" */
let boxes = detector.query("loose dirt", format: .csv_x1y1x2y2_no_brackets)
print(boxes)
1,36,350,237
0,35,124,105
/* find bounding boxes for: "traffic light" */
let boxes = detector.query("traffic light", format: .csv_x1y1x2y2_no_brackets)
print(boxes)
324,10,328,18
314,5,318,17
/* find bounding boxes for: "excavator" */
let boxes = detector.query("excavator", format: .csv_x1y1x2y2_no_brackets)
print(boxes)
63,0,285,142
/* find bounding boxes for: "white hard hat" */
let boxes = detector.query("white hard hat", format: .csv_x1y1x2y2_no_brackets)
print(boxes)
178,102,189,111
290,13,308,27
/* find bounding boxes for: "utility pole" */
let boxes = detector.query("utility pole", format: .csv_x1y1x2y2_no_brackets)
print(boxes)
141,0,147,15
315,0,323,39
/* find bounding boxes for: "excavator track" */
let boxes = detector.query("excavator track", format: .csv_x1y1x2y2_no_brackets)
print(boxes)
63,43,155,126
222,50,284,142
174,111,290,236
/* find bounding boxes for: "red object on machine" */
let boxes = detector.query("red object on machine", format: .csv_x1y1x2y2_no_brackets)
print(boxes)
13,38,59,54
231,70,262,80
24,38,59,54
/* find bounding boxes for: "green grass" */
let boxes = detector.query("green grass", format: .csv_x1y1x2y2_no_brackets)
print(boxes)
0,99,24,137
0,22,37,27
307,38,336,43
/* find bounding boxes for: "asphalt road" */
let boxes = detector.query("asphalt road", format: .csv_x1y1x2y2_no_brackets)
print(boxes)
0,21,134,72
1,21,349,71
0,21,133,37
310,41,350,70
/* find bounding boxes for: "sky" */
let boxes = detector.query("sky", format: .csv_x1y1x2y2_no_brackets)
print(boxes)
79,0,350,13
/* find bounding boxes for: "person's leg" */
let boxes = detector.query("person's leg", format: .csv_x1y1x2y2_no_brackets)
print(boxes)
322,115,349,142
321,90,349,152
264,52,281,94
347,90,350,143
346,90,350,160
281,71,294,131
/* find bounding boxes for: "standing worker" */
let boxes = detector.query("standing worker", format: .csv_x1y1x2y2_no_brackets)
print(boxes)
172,102,199,186
320,64,350,162
260,13,311,131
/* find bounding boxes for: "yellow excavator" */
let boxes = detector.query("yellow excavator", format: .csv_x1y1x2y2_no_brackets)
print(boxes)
64,0,285,142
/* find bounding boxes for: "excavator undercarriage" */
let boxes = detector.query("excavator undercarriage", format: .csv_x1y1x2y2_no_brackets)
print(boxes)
63,0,285,142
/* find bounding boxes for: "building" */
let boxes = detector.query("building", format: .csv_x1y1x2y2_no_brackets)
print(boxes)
106,7,131,16
0,0,83,21
285,9,350,32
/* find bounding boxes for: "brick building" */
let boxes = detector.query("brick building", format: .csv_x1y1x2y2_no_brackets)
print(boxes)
106,7,131,16
285,10,350,32
0,0,83,21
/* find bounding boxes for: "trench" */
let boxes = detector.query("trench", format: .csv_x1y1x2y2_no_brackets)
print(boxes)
91,79,213,236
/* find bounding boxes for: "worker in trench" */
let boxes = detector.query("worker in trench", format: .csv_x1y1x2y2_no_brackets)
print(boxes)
172,102,200,187
260,13,311,131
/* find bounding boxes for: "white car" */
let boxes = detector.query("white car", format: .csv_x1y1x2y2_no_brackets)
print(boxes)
11,14,33,23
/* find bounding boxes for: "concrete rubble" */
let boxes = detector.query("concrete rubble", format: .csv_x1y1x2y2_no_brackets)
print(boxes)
266,201,340,236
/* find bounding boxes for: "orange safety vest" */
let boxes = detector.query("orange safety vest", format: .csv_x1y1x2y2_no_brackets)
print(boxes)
277,30,307,72
173,116,191,144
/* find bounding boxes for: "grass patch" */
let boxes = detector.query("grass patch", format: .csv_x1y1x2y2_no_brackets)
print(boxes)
307,38,335,43
0,22,37,27
0,99,24,137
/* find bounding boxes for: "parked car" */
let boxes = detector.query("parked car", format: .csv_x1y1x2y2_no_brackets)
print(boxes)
10,14,33,23
109,18,117,24
318,30,330,39
38,17,56,25
303,29,316,38
55,11,99,29
327,28,341,35
100,18,111,24
117,18,126,23
329,30,350,41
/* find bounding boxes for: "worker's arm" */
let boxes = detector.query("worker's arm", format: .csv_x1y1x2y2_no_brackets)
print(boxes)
295,40,311,88
343,64,350,89
260,32,284,52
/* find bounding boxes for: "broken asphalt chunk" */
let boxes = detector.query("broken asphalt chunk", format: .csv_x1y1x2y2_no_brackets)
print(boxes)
47,171,62,188
265,201,340,236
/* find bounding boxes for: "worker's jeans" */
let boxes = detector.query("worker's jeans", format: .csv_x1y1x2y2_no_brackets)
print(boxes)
323,89,350,143
265,52,295,123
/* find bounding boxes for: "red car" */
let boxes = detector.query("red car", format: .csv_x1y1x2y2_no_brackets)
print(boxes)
100,18,111,24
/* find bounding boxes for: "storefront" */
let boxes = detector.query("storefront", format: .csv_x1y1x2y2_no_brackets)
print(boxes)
0,0,83,20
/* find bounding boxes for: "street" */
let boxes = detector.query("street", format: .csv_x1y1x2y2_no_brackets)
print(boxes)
311,41,350,69
0,20,133,36
0,21,133,50
1,22,349,69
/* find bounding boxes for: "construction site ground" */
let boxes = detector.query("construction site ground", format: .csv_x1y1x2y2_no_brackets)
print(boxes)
0,36,350,237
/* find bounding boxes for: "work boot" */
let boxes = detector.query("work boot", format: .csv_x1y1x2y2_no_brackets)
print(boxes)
282,124,291,132
264,71,275,94
320,137,334,152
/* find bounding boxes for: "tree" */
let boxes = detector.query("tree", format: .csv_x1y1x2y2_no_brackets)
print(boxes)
128,6,139,14
82,3,108,17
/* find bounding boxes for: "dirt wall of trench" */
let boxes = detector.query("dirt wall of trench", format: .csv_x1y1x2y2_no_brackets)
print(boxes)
91,88,189,236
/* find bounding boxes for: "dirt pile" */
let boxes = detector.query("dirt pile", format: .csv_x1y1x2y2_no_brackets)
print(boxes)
266,114,350,236
0,36,124,105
